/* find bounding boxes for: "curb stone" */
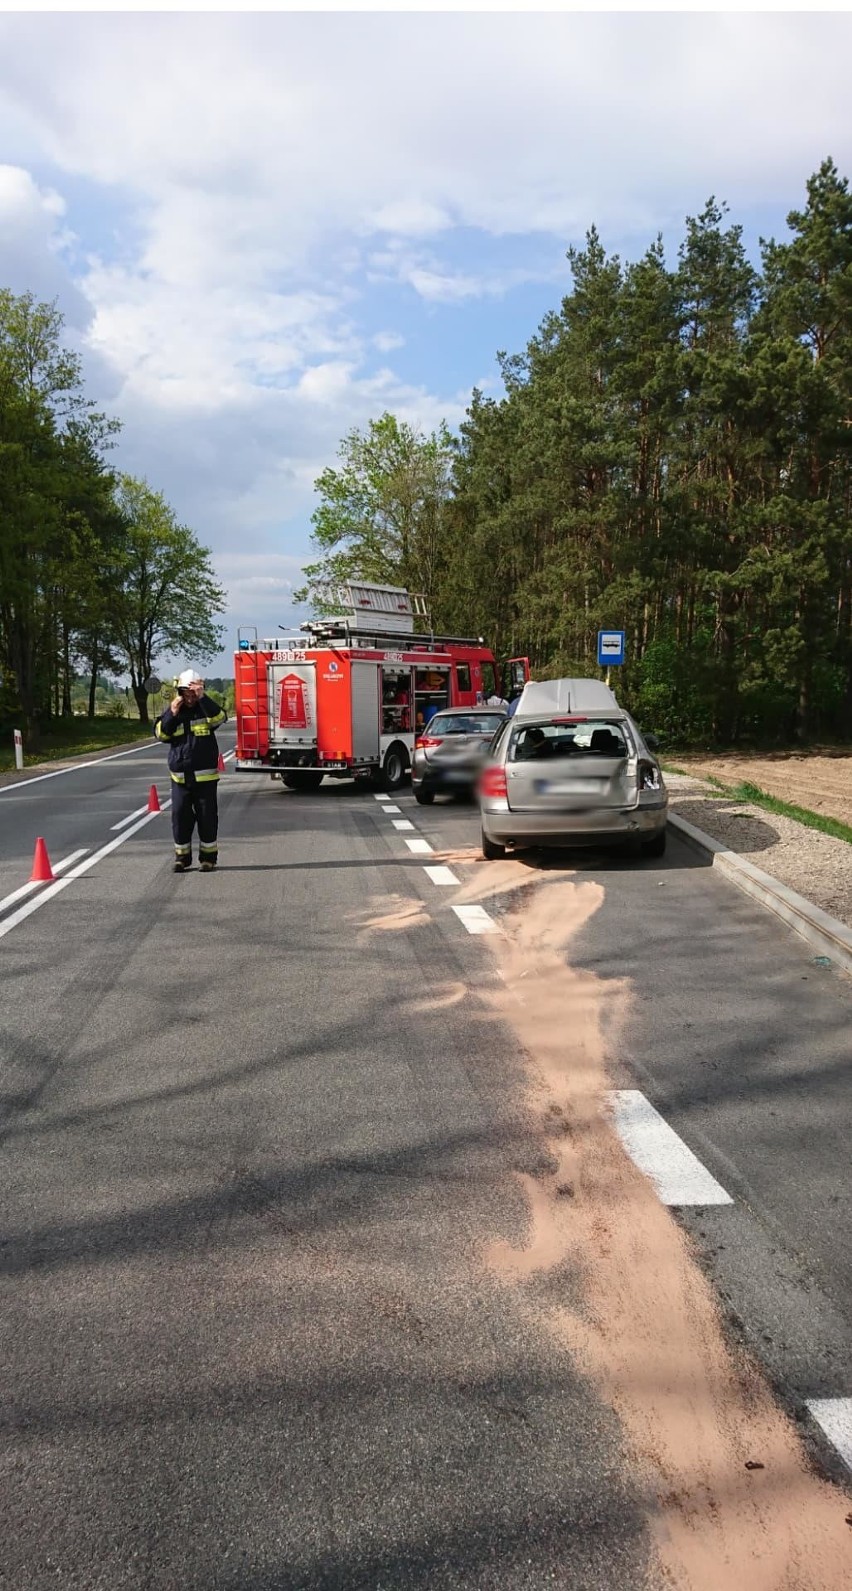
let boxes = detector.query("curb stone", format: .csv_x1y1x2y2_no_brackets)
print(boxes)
668,811,852,976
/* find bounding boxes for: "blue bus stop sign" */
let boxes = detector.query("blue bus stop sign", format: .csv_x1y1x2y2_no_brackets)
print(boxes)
597,630,625,667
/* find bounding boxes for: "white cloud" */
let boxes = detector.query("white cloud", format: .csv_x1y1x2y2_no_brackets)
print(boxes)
373,330,405,353
1,10,850,671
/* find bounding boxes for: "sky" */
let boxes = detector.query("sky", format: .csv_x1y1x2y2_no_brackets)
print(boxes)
1,9,851,677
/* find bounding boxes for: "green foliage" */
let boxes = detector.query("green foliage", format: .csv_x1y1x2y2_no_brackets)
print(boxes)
0,290,225,745
296,412,454,617
316,160,852,748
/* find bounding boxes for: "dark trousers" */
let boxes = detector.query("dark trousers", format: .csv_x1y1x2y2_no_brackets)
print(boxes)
171,779,219,862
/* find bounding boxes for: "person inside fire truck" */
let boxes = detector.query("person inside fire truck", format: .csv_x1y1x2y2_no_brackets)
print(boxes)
154,669,227,872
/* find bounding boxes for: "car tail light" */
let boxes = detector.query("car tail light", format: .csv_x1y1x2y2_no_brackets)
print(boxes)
480,766,508,799
638,759,661,791
415,735,443,749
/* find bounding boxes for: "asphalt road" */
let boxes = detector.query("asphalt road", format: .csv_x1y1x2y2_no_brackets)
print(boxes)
0,749,850,1587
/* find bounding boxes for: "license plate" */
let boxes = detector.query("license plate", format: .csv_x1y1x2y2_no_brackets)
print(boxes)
534,779,601,796
442,769,470,781
321,761,347,769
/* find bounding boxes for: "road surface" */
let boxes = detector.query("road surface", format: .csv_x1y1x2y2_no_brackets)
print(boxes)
0,745,850,1588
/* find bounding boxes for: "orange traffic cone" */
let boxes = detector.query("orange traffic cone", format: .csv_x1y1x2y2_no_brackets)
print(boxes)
217,752,226,773
147,784,161,813
30,837,55,883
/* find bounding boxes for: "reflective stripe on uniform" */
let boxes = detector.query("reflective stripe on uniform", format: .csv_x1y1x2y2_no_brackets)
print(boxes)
198,844,219,855
191,722,212,737
174,843,192,856
155,720,185,741
169,770,186,784
194,769,220,782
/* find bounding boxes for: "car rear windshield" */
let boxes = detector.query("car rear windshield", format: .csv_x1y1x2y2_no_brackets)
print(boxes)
509,718,631,762
427,713,506,735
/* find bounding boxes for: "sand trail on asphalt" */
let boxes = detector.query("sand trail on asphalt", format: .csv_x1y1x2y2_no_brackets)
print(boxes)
470,868,851,1590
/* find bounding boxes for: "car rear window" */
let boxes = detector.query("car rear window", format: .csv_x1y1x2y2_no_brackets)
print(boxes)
428,713,506,735
509,719,631,762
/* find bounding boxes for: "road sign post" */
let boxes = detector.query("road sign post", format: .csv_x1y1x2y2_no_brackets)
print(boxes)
597,631,625,686
13,728,23,771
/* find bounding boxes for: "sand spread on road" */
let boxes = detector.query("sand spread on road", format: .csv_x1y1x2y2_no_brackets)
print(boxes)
470,866,851,1590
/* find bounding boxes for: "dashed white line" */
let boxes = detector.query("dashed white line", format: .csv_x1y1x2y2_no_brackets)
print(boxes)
453,904,500,936
0,806,169,942
404,837,433,855
111,803,151,831
0,849,89,917
805,1399,852,1472
382,804,402,814
391,818,415,831
609,1090,733,1206
423,865,459,887
374,793,390,802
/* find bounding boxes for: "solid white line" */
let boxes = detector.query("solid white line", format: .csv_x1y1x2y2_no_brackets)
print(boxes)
382,804,402,814
391,818,415,831
805,1398,852,1472
424,865,459,887
0,849,89,916
374,793,390,802
453,904,500,936
405,837,433,855
0,740,156,795
111,803,150,831
0,808,169,942
609,1090,733,1206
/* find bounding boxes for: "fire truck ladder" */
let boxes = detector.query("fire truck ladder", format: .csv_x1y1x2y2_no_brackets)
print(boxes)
236,627,261,757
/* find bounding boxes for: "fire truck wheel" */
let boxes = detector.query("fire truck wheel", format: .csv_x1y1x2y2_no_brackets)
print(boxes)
382,744,408,793
281,772,323,791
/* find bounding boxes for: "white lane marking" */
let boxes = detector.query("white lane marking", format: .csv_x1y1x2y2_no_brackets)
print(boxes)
609,1090,733,1206
0,849,89,916
382,804,402,814
0,740,156,795
391,818,415,831
111,803,150,831
374,793,390,802
223,749,236,762
424,865,459,887
453,904,500,936
806,1399,852,1472
0,806,170,942
405,838,433,855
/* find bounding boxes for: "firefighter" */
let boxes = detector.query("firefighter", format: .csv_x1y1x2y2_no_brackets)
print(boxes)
154,669,227,872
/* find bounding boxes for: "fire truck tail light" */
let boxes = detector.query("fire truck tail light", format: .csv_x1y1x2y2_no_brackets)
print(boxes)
480,766,508,799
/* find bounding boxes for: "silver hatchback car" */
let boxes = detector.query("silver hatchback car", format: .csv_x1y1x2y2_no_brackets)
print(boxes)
412,707,508,803
479,679,667,860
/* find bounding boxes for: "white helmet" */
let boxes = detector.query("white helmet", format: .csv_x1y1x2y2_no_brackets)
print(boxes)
177,668,202,688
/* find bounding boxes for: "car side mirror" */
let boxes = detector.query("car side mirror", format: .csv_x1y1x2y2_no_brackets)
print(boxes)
644,733,660,753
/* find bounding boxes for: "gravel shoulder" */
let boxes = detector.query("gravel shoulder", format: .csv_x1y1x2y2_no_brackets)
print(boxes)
666,772,852,929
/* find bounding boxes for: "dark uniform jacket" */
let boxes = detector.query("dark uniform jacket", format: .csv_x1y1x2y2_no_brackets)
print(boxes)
154,695,227,784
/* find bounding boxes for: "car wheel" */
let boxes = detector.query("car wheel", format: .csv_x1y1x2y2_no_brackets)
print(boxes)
481,828,506,861
414,787,435,805
642,827,667,859
382,744,408,792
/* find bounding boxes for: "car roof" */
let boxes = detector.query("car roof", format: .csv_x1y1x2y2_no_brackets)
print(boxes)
513,678,621,718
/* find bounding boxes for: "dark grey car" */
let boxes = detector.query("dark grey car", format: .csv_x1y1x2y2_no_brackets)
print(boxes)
412,708,508,804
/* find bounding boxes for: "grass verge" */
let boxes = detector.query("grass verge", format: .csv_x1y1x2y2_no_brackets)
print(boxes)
0,718,150,773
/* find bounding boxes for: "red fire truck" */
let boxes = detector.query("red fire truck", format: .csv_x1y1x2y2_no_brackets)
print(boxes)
234,583,529,791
